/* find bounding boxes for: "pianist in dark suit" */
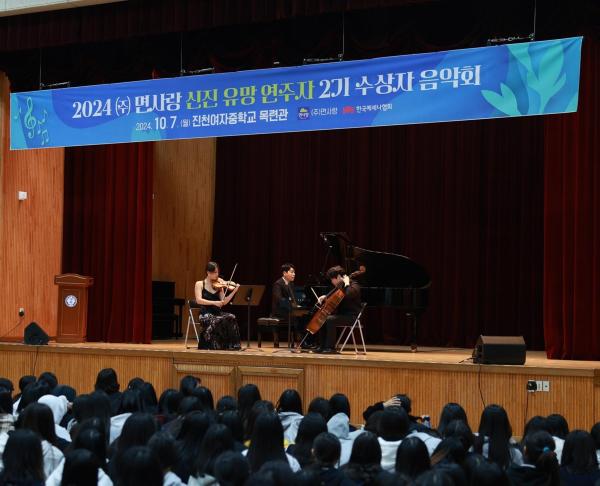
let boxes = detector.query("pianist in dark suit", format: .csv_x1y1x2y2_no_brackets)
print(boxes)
271,263,315,348
315,265,362,354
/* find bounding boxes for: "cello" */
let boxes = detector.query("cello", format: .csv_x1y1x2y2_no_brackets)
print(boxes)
304,269,365,335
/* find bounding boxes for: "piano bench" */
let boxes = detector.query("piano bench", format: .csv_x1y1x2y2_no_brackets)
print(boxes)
257,317,286,348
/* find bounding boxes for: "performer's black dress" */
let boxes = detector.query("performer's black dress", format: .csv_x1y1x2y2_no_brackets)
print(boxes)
198,282,241,350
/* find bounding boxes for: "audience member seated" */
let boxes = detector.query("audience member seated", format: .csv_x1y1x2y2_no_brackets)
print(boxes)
395,436,430,479
308,432,356,485
0,429,45,485
189,424,235,485
287,413,328,468
342,431,391,484
148,431,185,486
244,412,301,473
276,389,304,444
377,407,410,472
559,429,600,486
473,404,523,469
506,430,559,486
95,369,122,417
37,394,71,443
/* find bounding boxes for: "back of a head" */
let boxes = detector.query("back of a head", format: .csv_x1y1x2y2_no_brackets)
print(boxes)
396,436,430,479
148,431,178,472
19,402,57,444
312,431,341,467
546,414,569,440
396,394,412,414
477,404,512,468
295,413,328,445
115,446,163,486
561,429,598,473
95,368,119,395
307,396,331,421
18,375,36,393
522,416,548,441
194,423,235,476
73,424,108,464
469,460,510,486
238,383,261,415
349,431,382,466
119,389,143,414
191,385,214,411
277,389,303,414
1,429,44,482
247,412,286,472
365,410,384,434
216,395,238,413
17,381,49,412
244,400,274,440
177,410,214,446
329,393,351,418
138,382,158,413
118,413,158,452
0,391,12,414
213,451,250,486
0,377,14,395
218,410,244,443
38,371,58,391
431,437,466,466
180,375,200,396
438,403,468,435
53,385,77,403
442,419,474,452
378,407,410,441
523,430,559,483
60,448,100,486
158,388,182,416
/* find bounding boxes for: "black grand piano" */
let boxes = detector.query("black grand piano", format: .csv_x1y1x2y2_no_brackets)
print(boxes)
307,232,431,350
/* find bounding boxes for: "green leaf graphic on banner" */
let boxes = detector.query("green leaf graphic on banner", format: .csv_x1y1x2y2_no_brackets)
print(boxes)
481,83,520,116
566,92,579,112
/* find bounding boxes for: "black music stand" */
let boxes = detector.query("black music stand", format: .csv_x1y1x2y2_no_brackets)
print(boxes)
231,285,265,351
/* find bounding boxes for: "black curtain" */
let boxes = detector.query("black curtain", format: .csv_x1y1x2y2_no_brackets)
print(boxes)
213,118,545,348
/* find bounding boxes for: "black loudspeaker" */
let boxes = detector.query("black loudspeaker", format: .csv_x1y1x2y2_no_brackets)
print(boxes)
472,335,526,365
24,322,49,345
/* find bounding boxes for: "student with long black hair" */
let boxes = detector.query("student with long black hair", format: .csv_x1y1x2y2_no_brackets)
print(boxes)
559,430,600,485
276,389,303,443
173,411,214,482
244,412,300,472
94,369,121,417
286,413,327,468
474,404,523,469
60,449,100,486
217,411,245,451
506,430,560,486
0,429,45,485
189,424,234,485
243,400,274,443
148,431,185,486
436,403,469,437
342,431,389,485
113,446,162,486
395,436,430,479
17,403,64,478
212,451,249,486
237,384,261,436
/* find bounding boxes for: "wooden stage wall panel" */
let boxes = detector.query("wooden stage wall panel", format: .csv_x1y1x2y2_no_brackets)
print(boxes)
152,138,216,300
0,73,64,340
1,343,599,435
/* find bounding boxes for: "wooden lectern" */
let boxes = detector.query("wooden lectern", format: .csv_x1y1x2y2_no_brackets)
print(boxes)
54,274,94,343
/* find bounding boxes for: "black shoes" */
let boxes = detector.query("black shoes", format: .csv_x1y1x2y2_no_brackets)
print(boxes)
315,347,339,354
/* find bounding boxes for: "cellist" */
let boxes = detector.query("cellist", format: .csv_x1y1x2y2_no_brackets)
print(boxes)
314,265,362,354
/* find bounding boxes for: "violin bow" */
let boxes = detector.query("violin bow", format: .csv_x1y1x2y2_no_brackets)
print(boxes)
222,262,238,299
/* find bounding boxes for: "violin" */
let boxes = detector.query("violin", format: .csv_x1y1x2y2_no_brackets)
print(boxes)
212,278,239,291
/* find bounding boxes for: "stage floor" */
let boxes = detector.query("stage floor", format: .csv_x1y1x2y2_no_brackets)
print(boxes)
1,340,599,434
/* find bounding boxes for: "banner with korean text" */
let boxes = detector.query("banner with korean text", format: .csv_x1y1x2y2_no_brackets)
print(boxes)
10,37,582,150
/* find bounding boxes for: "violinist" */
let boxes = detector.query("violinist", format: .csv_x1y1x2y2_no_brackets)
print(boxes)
194,261,242,350
315,265,361,354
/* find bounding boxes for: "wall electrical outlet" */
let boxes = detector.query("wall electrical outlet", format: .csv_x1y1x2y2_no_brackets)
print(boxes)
527,379,550,392
542,380,550,392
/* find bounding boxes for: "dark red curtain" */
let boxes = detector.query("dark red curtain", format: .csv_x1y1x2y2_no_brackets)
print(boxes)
213,117,545,348
62,143,153,343
543,35,600,359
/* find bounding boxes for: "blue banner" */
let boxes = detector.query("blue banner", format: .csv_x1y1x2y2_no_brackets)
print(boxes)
10,37,582,150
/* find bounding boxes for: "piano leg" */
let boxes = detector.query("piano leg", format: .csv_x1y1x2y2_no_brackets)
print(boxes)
407,312,418,352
